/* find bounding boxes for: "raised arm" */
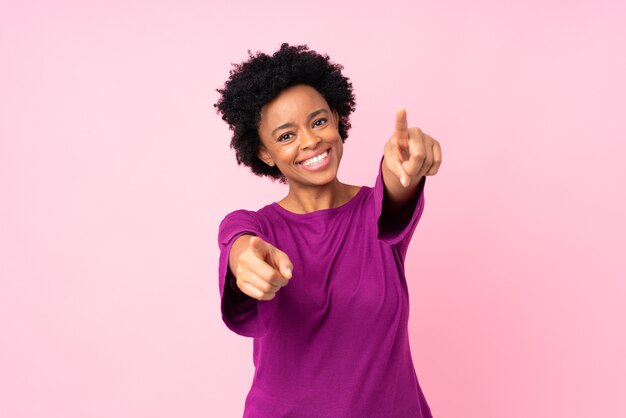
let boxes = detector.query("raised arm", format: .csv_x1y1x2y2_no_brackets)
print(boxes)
381,107,442,218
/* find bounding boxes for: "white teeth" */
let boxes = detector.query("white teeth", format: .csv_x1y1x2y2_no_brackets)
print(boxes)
301,151,328,166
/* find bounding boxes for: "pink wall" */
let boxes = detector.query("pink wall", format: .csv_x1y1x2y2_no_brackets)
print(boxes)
1,1,624,417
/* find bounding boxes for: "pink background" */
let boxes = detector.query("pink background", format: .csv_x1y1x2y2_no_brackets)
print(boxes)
1,1,625,417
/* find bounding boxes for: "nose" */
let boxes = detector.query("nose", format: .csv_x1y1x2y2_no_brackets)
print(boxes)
300,127,321,150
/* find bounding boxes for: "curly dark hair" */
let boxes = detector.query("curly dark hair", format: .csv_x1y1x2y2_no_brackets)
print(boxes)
214,43,357,183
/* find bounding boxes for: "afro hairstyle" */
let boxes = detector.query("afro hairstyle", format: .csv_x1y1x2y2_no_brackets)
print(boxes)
214,43,357,183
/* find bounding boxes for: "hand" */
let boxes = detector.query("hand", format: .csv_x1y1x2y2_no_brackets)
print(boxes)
233,236,293,301
383,107,442,187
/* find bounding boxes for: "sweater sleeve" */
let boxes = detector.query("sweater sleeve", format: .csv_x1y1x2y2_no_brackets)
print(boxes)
373,155,426,257
217,210,278,338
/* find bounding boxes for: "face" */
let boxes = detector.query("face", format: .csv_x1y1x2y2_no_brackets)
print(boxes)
257,84,343,189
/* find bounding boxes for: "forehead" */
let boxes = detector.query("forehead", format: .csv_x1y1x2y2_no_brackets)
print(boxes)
260,84,329,124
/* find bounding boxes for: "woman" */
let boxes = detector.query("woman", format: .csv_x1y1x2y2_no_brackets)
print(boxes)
214,43,442,417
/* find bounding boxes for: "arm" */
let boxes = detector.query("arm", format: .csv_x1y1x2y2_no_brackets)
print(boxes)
217,211,291,337
381,107,441,221
381,159,424,223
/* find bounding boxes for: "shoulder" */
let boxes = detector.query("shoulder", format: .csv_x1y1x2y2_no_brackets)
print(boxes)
217,208,263,239
347,184,362,199
337,183,366,208
218,204,280,235
219,208,259,226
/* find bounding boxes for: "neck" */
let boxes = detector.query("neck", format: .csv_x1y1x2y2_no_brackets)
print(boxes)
282,178,350,214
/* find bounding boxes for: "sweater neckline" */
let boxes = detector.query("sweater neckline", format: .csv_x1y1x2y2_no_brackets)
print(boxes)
270,186,367,218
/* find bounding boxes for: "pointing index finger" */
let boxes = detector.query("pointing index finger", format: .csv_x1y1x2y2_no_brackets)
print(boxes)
395,107,409,139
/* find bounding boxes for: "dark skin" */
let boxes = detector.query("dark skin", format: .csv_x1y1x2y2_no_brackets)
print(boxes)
229,84,442,301
256,84,357,214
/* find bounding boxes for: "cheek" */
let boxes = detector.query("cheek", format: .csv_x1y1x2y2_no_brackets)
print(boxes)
279,145,299,163
335,141,344,160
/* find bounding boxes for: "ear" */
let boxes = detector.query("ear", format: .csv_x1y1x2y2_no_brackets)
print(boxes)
257,144,275,167
332,109,340,127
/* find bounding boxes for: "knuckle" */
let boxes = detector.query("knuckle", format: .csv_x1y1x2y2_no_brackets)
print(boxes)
261,280,276,293
412,150,425,161
259,290,276,301
241,249,255,261
235,265,246,278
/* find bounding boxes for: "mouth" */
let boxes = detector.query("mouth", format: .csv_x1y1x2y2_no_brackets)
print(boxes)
298,149,330,169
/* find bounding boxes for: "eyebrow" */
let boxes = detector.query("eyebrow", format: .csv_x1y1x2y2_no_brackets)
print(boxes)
271,108,329,137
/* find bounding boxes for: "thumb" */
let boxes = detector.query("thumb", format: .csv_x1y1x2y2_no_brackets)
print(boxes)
273,250,293,279
394,107,409,139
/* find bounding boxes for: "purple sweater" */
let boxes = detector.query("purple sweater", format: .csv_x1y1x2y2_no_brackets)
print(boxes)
217,157,433,418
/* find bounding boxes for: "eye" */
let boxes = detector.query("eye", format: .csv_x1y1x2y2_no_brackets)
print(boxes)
277,132,294,142
313,118,328,128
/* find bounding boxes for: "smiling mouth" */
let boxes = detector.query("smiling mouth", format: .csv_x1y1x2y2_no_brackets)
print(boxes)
299,149,330,166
